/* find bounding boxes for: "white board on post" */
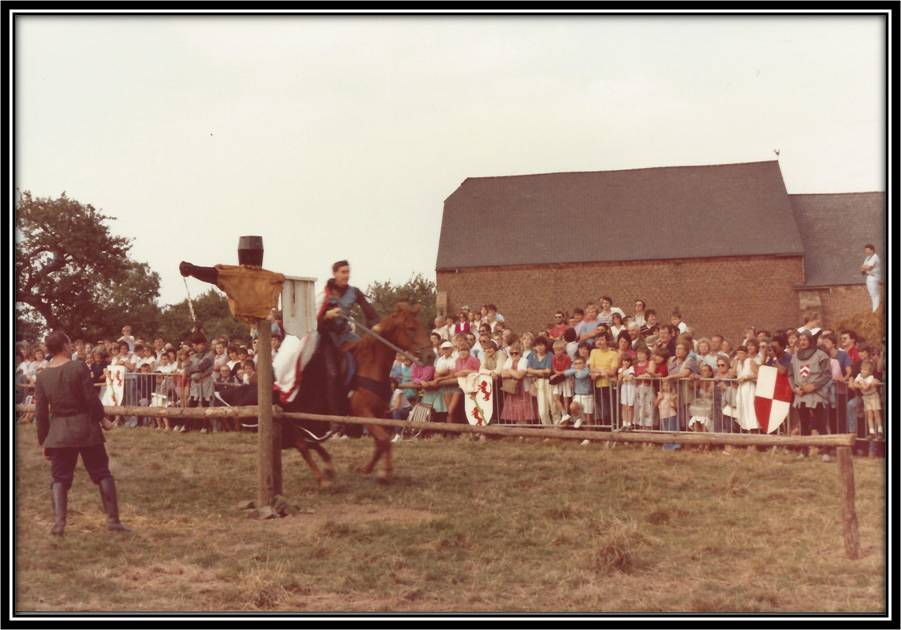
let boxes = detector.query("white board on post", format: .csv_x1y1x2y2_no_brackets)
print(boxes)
281,275,317,338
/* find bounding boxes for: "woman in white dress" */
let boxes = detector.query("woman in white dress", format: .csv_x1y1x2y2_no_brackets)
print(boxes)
735,339,762,431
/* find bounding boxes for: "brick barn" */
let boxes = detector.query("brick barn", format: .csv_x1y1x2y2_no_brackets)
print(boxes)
791,192,885,324
435,161,884,344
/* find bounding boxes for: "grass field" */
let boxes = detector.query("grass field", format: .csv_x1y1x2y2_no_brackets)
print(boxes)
15,424,886,613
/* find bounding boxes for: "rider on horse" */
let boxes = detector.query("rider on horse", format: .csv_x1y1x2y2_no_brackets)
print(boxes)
316,260,381,416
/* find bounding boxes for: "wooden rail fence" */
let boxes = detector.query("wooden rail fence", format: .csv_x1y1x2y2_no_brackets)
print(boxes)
15,403,860,559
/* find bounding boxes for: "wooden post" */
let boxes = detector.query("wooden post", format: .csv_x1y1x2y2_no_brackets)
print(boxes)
836,446,860,560
256,320,281,508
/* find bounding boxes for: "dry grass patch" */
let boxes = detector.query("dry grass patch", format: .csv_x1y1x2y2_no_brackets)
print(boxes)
14,425,886,613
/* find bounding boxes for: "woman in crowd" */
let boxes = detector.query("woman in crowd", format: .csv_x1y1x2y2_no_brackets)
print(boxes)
734,340,761,433
695,338,717,372
433,341,459,422
465,332,479,358
452,311,471,336
429,332,443,358
409,354,443,428
616,332,636,364
713,354,736,436
526,336,554,424
499,343,531,425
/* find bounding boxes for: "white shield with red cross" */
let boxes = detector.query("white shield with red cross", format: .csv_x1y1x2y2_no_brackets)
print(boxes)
754,365,794,433
464,374,494,426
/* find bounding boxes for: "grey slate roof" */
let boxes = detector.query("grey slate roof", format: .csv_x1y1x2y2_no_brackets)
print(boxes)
436,161,805,270
790,192,886,287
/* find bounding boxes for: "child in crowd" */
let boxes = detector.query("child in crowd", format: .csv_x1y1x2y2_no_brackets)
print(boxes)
618,355,636,430
550,340,573,422
389,355,415,440
850,360,883,439
564,327,579,361
562,354,593,430
241,359,256,385
136,362,155,428
688,363,715,436
652,349,669,378
656,379,679,450
633,346,656,431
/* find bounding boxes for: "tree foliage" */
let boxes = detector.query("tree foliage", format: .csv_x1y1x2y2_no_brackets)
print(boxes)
365,273,436,328
156,288,253,345
15,191,162,341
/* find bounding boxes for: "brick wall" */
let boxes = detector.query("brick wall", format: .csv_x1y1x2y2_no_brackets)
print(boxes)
436,255,804,345
806,284,884,328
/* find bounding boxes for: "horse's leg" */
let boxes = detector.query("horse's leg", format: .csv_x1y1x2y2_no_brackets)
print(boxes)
309,441,336,481
368,425,393,484
355,425,386,477
294,439,330,488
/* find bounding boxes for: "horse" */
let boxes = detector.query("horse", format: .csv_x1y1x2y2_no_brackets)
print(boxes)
216,302,433,487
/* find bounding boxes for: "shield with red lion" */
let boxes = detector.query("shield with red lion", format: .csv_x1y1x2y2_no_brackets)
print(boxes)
462,373,494,426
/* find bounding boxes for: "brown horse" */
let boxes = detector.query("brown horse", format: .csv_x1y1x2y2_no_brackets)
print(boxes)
344,302,433,483
219,302,433,487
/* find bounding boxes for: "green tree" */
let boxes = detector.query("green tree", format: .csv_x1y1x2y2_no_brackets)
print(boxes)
156,288,253,345
365,273,436,328
15,191,162,341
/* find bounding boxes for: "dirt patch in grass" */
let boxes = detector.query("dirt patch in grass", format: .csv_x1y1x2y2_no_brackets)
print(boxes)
266,503,439,534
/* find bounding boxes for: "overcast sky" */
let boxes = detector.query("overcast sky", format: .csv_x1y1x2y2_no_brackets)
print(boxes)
15,14,886,306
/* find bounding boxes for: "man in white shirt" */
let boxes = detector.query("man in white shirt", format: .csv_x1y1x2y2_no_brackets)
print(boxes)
860,244,881,312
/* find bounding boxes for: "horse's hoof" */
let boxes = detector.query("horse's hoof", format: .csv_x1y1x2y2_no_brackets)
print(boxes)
323,467,337,481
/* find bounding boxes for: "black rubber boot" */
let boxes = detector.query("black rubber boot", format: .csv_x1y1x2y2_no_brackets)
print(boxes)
50,482,67,536
99,477,131,533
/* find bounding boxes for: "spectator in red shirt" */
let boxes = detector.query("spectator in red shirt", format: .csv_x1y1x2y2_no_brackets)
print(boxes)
548,310,568,340
840,330,860,365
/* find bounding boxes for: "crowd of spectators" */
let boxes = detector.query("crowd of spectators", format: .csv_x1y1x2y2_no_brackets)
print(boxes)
15,317,285,432
386,300,885,455
16,300,885,457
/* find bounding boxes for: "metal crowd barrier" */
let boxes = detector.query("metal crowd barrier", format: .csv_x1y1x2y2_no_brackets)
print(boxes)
99,371,248,430
446,375,885,442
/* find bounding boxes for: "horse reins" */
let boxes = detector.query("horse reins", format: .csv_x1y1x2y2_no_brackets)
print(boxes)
346,316,424,365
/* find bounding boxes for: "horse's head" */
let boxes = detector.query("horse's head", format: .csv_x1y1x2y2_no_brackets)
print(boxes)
374,302,433,365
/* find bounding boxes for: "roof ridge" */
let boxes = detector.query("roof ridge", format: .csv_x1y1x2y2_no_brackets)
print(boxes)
462,160,779,183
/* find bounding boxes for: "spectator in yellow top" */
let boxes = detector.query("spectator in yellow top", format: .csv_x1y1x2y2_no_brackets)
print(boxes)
589,331,619,425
